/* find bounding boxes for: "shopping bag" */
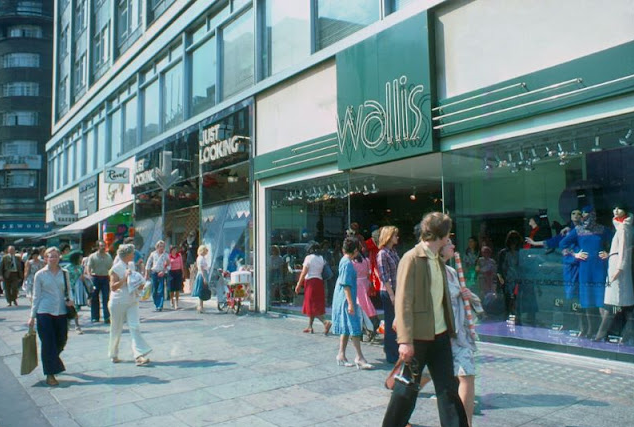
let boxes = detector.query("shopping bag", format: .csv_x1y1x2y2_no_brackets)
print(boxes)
21,327,38,375
141,280,152,301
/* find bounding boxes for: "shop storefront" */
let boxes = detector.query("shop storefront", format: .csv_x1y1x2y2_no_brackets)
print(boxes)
255,10,634,360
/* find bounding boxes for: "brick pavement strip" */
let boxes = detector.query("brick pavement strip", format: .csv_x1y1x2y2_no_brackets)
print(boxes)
1,295,634,427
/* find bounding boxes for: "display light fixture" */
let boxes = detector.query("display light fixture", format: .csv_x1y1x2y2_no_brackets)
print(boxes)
524,160,535,171
591,136,603,152
483,157,493,171
530,147,541,163
409,188,417,201
619,129,633,146
370,183,379,194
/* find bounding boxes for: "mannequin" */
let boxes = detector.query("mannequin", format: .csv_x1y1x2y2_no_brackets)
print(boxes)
559,206,612,338
594,204,634,342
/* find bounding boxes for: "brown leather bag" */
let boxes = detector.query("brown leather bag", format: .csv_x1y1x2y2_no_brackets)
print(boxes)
384,358,404,390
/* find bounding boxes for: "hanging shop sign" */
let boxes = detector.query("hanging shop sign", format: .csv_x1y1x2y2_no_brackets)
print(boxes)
78,176,98,218
336,11,434,170
0,220,52,234
100,158,133,208
104,167,130,184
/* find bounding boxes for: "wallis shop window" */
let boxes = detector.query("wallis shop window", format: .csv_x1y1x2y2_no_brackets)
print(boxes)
443,117,634,347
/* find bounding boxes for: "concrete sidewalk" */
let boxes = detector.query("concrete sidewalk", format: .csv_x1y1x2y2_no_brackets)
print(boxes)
1,294,633,427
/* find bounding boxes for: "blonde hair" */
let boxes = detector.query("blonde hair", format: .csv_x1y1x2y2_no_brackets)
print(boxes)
155,240,165,249
378,226,399,249
45,247,60,257
197,245,208,256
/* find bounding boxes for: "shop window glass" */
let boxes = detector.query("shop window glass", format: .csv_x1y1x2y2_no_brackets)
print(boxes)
109,108,122,160
191,36,216,116
262,0,310,78
143,79,160,142
123,96,137,154
163,62,183,130
316,0,379,50
221,9,254,99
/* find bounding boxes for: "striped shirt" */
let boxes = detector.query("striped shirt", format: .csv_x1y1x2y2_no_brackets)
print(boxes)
377,247,400,291
146,250,170,274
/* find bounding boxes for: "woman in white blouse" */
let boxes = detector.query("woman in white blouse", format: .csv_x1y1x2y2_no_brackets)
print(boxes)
27,247,74,386
109,244,152,366
191,245,210,313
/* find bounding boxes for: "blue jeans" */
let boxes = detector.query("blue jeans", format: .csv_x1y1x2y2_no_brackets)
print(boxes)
36,313,67,375
151,272,166,310
381,290,399,363
91,276,110,322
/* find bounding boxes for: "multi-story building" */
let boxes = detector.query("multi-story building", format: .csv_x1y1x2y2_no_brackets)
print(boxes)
0,0,53,246
46,0,634,361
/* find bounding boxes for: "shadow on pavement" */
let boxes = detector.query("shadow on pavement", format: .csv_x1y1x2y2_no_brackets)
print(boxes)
478,393,609,410
33,373,169,387
149,359,236,369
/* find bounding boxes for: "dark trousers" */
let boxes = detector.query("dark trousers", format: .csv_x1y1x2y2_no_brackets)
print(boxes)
4,273,20,304
383,333,468,427
381,291,399,363
151,272,166,309
36,313,67,375
91,276,110,322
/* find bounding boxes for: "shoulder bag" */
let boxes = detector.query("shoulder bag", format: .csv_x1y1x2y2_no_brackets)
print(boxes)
63,270,78,320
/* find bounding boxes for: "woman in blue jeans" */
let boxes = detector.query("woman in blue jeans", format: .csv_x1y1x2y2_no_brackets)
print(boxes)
377,226,400,364
144,240,170,312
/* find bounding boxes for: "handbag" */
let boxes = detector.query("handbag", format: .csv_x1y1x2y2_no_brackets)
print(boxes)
322,262,334,281
383,358,421,427
199,283,212,301
62,271,77,320
141,280,152,301
20,327,38,375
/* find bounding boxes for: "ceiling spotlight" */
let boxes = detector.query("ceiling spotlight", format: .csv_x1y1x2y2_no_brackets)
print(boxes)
509,162,519,173
570,141,582,156
483,157,493,171
545,145,557,157
524,160,535,171
494,153,505,168
530,147,541,163
518,151,526,165
591,136,603,152
362,185,370,196
619,129,633,146
370,183,378,194
557,143,568,158
409,187,417,201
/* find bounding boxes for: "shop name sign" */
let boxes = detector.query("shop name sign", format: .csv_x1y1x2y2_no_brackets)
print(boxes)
134,159,155,187
337,75,425,153
104,167,129,183
199,124,249,165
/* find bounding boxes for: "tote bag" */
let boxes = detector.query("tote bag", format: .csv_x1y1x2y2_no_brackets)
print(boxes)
20,327,38,375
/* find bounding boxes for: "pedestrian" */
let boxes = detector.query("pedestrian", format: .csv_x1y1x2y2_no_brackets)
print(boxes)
168,245,184,310
23,248,45,302
295,242,332,334
440,239,479,427
27,247,74,386
108,244,152,365
86,241,113,323
191,245,210,314
145,240,170,312
67,251,90,334
377,226,401,363
332,237,373,369
352,250,380,340
382,212,468,427
0,246,24,306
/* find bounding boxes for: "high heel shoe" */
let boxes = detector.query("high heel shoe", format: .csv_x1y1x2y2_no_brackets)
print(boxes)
323,321,332,335
336,356,354,367
355,358,374,370
303,327,314,333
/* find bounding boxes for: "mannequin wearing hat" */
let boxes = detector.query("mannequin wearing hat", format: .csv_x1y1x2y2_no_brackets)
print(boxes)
595,204,634,343
559,206,612,337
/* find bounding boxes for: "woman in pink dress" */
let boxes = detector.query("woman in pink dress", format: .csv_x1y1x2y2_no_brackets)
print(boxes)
352,252,380,340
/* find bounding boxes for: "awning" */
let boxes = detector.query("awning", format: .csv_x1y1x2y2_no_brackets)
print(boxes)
44,201,133,239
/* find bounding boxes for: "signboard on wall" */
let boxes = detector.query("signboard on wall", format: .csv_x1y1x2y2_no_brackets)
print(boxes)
100,158,133,209
104,167,130,183
336,11,434,170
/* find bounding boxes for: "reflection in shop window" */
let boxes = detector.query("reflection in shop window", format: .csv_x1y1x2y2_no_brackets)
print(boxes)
221,9,254,99
316,0,379,50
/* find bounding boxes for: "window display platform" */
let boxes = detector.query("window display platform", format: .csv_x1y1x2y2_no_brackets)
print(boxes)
476,321,634,363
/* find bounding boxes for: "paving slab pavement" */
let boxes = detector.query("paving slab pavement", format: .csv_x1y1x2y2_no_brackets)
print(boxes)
1,294,633,427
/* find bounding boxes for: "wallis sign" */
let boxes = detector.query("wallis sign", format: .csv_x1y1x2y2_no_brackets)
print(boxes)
336,11,434,170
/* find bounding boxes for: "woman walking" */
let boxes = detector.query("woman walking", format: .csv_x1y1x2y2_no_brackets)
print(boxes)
377,226,401,363
191,245,210,313
27,247,74,386
332,237,373,369
108,244,152,366
23,248,44,302
168,246,184,310
295,242,332,334
352,251,380,340
67,251,89,334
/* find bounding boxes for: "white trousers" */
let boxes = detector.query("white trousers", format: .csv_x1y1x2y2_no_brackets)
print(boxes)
108,300,152,359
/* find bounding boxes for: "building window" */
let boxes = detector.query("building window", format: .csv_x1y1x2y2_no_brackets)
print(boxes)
1,53,40,68
1,171,37,188
74,54,87,91
1,140,38,155
122,96,138,154
117,0,141,44
222,9,254,99
97,119,106,167
16,1,43,16
75,0,87,34
315,0,379,50
93,25,110,69
2,82,39,97
58,77,68,114
262,0,310,78
190,35,216,116
163,62,183,130
8,25,43,38
142,79,160,142
109,108,122,161
2,111,38,126
59,26,69,59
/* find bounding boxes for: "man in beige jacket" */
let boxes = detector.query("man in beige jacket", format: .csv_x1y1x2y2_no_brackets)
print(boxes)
383,212,468,427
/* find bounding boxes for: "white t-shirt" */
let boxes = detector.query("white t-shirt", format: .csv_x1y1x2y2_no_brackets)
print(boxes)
303,254,325,280
110,260,133,304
